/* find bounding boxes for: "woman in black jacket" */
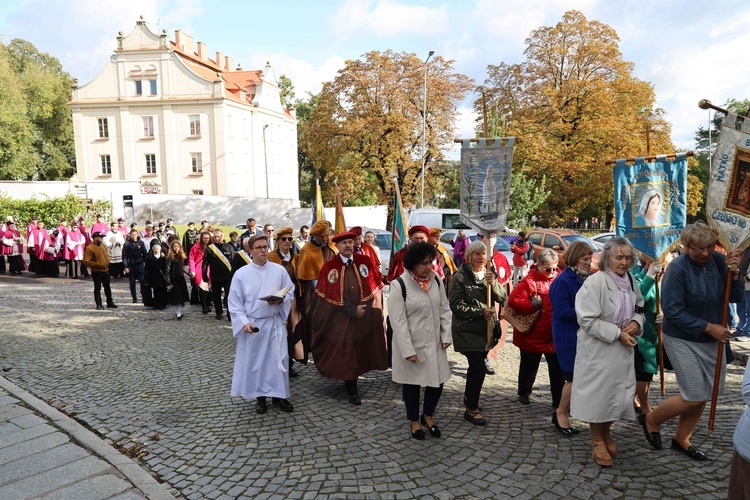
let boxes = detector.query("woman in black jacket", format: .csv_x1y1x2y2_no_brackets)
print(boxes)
145,241,168,310
166,240,189,319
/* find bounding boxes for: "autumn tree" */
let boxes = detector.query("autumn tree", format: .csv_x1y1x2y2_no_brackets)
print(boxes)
299,50,474,210
477,10,673,225
0,39,75,180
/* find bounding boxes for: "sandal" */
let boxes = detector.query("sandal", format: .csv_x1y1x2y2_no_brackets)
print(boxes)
592,441,613,467
604,435,619,456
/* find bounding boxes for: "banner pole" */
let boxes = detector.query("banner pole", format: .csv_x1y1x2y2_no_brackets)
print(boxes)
656,274,665,396
708,270,733,431
484,230,493,351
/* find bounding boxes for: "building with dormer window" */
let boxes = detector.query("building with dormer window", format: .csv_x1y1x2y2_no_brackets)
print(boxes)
69,18,299,201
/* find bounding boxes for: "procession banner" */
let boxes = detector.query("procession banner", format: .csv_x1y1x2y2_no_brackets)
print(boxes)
459,138,515,233
707,113,750,253
390,177,408,254
334,183,346,234
311,179,324,225
614,153,687,261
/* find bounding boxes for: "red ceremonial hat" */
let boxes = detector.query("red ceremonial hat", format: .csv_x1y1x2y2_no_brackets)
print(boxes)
332,231,357,243
408,225,430,237
350,226,362,236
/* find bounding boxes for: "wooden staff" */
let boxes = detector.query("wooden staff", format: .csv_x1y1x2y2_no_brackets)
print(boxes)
708,269,734,431
656,273,665,396
484,230,494,351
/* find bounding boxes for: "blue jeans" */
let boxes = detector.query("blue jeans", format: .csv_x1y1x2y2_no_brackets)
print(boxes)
730,302,739,329
738,290,750,333
128,263,145,301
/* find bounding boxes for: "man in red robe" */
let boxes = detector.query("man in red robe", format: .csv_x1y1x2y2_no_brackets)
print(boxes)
312,231,387,405
350,226,381,279
386,225,442,282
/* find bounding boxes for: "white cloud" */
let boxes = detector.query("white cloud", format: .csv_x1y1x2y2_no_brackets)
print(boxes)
243,51,346,97
331,0,449,40
3,0,204,82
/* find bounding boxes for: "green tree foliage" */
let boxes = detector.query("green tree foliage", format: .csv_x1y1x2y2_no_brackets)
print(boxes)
0,39,75,181
300,50,474,210
294,92,319,205
278,74,295,109
477,10,673,225
0,193,112,231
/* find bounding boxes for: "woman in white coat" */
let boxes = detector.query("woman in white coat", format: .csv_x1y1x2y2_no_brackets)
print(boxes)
571,237,644,467
388,242,452,440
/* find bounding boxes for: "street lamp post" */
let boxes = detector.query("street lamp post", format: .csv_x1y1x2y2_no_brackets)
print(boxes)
420,50,434,209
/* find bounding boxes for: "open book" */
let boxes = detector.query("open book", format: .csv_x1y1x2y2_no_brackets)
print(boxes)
259,285,292,302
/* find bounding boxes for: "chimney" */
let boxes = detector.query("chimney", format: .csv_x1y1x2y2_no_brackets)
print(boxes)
225,56,234,71
174,30,183,50
197,42,208,62
215,52,225,70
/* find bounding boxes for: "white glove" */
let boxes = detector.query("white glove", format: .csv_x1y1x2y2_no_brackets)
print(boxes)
646,262,662,279
655,312,663,324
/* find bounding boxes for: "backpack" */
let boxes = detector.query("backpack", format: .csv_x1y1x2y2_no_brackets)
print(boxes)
524,241,534,261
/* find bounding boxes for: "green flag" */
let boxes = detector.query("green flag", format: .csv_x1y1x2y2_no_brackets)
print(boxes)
391,179,408,253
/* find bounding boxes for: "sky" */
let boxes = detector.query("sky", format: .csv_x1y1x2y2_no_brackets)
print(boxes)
0,0,748,159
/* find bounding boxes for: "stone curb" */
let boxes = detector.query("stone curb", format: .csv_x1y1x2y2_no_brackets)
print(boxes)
0,376,175,500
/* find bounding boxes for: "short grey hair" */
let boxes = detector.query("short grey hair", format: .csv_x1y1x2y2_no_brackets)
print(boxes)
465,240,488,264
537,248,559,266
600,236,633,271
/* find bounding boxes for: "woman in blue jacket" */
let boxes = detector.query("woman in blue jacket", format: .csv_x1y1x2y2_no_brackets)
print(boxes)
549,240,593,436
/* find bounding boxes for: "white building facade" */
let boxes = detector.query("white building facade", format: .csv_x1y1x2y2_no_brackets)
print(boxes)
69,18,299,201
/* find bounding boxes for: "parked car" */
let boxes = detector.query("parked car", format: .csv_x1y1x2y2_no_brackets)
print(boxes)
526,228,601,272
590,232,616,250
438,230,514,267
408,209,470,231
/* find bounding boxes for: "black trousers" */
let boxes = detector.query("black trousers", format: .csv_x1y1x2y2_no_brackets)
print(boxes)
91,271,113,306
66,260,81,278
128,264,145,300
403,384,443,422
462,351,488,409
0,255,6,272
212,280,230,316
517,350,564,408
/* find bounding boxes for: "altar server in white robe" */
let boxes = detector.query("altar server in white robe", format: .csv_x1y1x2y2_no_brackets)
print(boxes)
228,234,296,415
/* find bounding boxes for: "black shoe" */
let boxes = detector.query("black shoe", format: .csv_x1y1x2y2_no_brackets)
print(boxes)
106,303,118,308
420,414,441,438
518,394,530,405
464,410,487,426
96,305,105,310
671,438,707,460
216,314,223,320
272,398,294,412
289,366,299,378
638,413,662,450
484,359,495,375
255,398,268,414
132,298,138,303
202,309,209,315
552,412,574,437
411,426,425,440
348,394,361,406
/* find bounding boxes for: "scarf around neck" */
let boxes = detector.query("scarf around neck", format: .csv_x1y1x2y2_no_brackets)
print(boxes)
605,269,633,328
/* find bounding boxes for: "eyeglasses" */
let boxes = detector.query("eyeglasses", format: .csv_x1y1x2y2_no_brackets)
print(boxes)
541,267,557,273
266,229,275,233
279,237,293,242
253,245,269,251
689,245,715,255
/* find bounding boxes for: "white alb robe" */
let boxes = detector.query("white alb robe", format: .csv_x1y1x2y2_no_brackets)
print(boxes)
228,260,294,399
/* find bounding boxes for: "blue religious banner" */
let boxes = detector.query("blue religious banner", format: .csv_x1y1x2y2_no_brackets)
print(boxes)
614,153,688,260
459,137,515,233
707,112,750,252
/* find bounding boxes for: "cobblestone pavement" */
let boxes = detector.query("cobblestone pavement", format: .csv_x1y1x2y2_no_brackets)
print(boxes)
0,274,745,499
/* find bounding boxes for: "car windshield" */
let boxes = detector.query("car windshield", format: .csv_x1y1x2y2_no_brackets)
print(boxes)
494,238,511,251
562,234,598,251
372,233,392,250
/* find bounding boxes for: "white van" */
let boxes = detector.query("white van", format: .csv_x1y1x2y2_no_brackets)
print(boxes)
408,209,471,230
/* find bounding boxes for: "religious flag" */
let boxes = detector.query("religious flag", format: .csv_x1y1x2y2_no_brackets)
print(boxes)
613,153,688,261
459,138,515,232
334,182,346,234
390,177,408,254
312,178,324,224
707,112,750,253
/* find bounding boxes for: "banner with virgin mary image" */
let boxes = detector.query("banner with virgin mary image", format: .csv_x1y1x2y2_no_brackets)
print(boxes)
706,113,750,252
614,153,687,261
459,137,514,233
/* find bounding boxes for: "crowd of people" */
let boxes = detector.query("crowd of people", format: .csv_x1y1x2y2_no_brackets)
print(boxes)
3,214,750,477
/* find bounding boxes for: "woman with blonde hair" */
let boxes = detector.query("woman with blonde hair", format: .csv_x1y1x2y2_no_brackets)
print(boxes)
639,222,742,461
449,239,506,425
